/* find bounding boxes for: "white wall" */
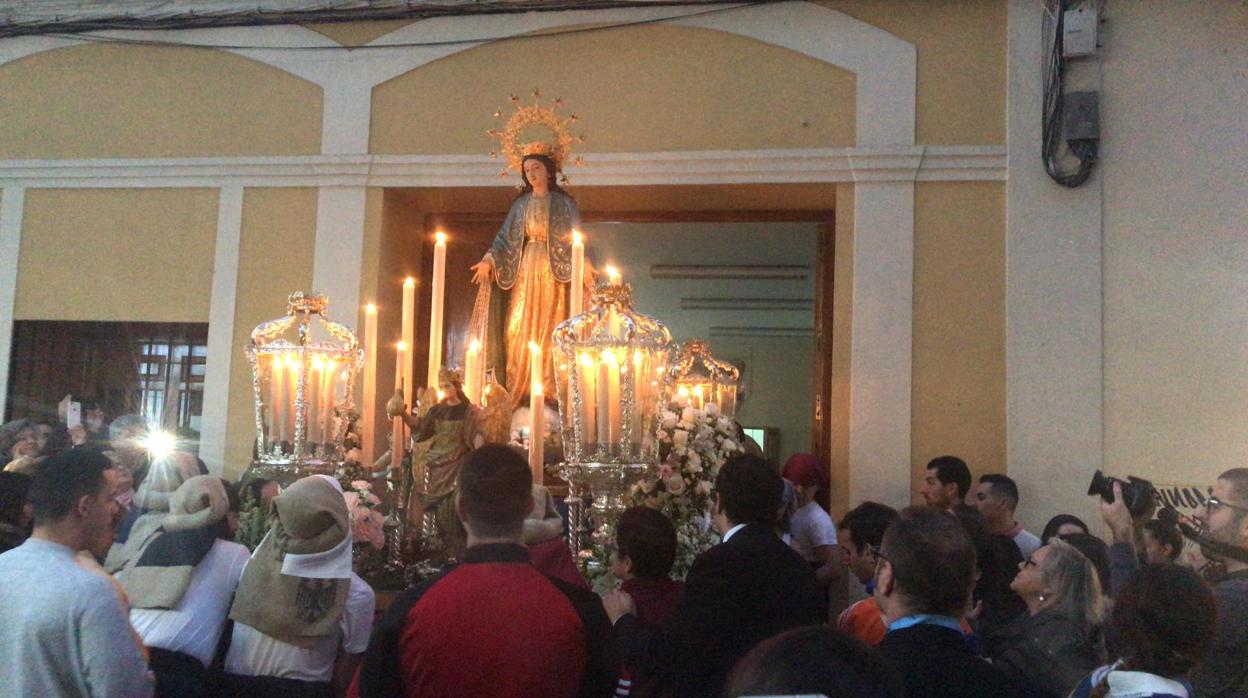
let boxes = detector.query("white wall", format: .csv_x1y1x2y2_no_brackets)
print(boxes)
1101,1,1248,486
1007,0,1248,534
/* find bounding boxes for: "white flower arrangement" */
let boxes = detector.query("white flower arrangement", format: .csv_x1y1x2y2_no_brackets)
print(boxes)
586,400,741,584
343,479,384,549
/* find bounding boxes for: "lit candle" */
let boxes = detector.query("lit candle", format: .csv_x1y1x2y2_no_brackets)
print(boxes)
401,278,415,415
392,341,406,470
427,232,447,389
529,380,545,484
362,303,378,465
692,384,705,410
270,355,285,445
529,341,543,405
322,357,336,447
596,352,610,446
307,356,323,446
606,350,621,444
578,351,597,450
570,230,585,316
464,338,481,405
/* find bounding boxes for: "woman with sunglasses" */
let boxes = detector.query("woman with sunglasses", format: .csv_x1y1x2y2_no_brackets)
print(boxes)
987,538,1108,697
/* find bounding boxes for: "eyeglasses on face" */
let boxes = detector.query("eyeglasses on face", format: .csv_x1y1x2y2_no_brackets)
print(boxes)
1206,496,1248,516
1020,556,1038,570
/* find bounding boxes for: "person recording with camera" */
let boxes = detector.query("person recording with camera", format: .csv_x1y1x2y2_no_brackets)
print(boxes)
1097,468,1248,697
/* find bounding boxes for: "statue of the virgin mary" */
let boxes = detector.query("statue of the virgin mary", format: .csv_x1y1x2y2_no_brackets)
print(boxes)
469,95,594,406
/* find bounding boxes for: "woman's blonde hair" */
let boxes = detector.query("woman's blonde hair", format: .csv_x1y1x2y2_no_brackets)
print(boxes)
1039,537,1106,626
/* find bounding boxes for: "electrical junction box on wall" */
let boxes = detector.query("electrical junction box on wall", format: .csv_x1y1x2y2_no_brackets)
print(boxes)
1063,8,1098,57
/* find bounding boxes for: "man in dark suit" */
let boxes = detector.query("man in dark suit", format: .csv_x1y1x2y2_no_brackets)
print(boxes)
875,505,1036,698
603,453,823,697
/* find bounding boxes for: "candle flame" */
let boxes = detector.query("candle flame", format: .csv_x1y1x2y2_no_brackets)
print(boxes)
396,341,407,352
528,341,541,354
579,352,594,367
677,385,690,397
435,231,447,245
532,381,544,395
605,265,621,283
436,389,446,401
633,349,644,365
468,338,481,352
403,277,415,288
365,303,377,314
572,230,583,245
601,350,618,366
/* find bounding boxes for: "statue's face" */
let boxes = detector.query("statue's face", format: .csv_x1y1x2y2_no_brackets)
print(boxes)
523,158,549,191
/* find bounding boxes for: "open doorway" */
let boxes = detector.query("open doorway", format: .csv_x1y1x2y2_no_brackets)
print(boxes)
407,196,834,468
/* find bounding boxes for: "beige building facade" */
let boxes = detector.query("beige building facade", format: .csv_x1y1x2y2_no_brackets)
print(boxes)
0,1,1244,532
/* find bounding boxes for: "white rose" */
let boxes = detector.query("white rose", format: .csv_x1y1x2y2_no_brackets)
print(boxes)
696,480,712,496
717,416,733,431
350,480,371,491
681,406,698,424
665,475,687,495
705,402,720,416
660,410,679,428
685,451,703,473
672,429,689,447
722,439,739,452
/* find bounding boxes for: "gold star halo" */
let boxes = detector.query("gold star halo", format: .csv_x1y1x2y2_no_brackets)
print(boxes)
486,88,586,183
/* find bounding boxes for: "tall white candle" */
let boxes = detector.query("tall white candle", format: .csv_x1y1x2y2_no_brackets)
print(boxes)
578,351,597,450
271,355,285,445
529,380,545,484
362,303,378,465
464,338,481,405
606,351,621,444
596,352,610,446
570,230,585,317
307,357,321,446
427,231,447,388
322,357,336,447
392,342,406,470
401,278,415,417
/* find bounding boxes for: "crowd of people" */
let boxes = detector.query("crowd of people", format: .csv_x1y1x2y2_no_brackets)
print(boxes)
0,406,1246,698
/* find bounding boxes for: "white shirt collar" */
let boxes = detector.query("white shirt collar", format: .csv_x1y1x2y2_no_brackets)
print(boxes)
722,523,747,543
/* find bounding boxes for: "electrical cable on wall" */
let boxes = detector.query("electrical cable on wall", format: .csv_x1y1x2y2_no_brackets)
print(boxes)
1041,0,1100,188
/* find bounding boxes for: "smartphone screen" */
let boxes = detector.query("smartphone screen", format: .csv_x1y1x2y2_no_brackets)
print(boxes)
67,402,82,430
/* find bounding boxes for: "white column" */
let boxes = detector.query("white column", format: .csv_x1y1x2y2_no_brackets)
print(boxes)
847,180,916,509
0,187,24,421
198,186,244,475
312,187,368,322
320,81,375,155
1005,0,1104,532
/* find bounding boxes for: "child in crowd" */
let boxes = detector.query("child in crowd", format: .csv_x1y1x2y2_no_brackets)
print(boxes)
611,506,684,698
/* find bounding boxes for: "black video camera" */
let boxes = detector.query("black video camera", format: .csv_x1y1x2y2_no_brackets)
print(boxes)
1087,470,1155,518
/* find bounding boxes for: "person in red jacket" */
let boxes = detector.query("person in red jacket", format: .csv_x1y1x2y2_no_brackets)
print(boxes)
350,444,617,698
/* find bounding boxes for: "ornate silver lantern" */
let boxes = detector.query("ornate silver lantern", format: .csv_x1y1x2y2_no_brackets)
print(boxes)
668,339,742,418
246,292,363,478
552,278,672,547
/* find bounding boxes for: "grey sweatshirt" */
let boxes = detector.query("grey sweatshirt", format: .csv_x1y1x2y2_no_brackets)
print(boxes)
0,538,153,697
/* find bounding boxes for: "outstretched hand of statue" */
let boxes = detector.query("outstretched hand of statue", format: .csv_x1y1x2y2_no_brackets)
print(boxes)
583,263,599,291
470,254,496,285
